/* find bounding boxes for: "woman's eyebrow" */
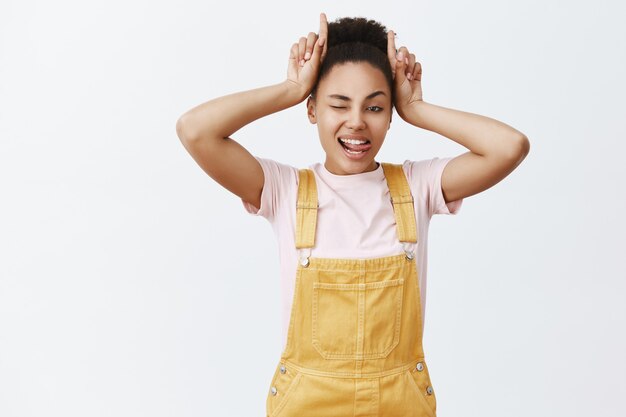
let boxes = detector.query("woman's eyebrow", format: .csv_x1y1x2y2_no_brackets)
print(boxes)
327,91,387,101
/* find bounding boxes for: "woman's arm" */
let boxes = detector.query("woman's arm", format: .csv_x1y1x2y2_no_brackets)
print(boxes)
176,13,328,211
175,82,304,210
405,101,530,204
176,81,303,142
387,35,530,205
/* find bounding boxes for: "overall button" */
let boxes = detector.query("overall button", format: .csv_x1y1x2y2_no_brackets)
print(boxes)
270,386,277,395
416,362,424,371
280,365,286,374
300,257,309,267
405,250,414,260
426,386,434,395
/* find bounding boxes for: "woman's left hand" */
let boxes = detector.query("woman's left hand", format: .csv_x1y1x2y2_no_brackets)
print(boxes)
387,30,423,120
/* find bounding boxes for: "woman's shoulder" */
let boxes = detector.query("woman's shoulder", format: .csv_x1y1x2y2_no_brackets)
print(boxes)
241,156,302,219
253,155,301,174
401,156,455,180
254,155,311,167
250,156,305,196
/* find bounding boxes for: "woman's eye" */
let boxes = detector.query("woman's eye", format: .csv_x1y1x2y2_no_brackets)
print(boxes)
330,106,345,109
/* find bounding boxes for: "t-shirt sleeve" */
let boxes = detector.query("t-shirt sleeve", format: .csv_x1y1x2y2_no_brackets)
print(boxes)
241,156,297,222
405,156,463,217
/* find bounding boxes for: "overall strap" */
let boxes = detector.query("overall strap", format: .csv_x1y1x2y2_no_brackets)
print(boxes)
295,168,318,249
381,163,418,243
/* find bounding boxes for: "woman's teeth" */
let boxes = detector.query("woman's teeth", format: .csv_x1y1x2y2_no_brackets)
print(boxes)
339,138,368,145
338,137,371,154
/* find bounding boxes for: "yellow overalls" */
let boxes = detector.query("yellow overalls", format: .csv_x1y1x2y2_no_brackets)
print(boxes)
266,163,438,417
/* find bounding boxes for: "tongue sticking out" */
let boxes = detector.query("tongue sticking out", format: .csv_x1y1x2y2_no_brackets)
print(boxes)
340,140,372,152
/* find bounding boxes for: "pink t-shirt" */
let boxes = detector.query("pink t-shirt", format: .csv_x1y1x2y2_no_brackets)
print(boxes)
242,156,463,350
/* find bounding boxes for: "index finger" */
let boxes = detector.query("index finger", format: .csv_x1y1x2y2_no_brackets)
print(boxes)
387,30,397,63
319,12,328,41
319,12,328,58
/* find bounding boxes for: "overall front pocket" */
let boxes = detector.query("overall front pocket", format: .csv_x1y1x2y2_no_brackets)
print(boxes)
266,361,303,417
405,361,437,417
311,278,404,359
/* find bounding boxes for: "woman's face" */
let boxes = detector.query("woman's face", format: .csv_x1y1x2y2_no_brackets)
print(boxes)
307,62,392,176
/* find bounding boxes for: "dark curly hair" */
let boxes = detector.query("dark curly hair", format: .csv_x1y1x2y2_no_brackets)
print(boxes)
310,16,394,107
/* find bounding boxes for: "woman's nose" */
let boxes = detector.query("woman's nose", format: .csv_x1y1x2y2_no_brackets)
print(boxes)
345,109,366,130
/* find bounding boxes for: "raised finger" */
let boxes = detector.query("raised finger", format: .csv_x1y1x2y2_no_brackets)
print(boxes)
387,30,397,65
298,36,307,66
319,12,329,61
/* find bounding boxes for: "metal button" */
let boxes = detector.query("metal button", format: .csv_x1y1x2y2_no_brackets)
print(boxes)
280,365,286,374
405,251,414,260
426,385,434,395
300,257,309,267
416,362,424,371
270,386,277,395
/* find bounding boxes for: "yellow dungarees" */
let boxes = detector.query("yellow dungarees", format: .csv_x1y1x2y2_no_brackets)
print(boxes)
266,163,438,417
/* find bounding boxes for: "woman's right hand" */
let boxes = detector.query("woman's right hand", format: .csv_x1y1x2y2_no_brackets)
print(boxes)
286,12,328,101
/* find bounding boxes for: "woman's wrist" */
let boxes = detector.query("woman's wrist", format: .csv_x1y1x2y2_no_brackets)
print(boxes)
282,79,309,105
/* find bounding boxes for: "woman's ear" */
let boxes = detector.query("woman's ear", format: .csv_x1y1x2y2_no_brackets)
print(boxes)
306,96,317,124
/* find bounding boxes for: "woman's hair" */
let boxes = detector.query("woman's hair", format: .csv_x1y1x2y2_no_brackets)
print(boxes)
311,16,394,107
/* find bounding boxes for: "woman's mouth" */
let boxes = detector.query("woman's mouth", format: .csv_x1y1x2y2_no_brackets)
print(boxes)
338,137,372,159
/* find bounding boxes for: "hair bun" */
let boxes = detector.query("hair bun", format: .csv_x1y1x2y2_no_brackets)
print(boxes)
328,16,389,56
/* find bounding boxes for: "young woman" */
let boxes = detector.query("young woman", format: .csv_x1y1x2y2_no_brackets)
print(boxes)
177,12,529,417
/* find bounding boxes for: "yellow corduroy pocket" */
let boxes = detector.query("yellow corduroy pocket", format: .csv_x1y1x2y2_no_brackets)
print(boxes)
266,361,303,417
312,278,405,359
406,361,437,417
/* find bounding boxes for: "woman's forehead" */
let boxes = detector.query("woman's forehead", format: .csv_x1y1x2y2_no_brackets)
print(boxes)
318,63,390,98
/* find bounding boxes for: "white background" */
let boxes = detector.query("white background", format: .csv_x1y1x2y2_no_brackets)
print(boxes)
1,0,625,416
